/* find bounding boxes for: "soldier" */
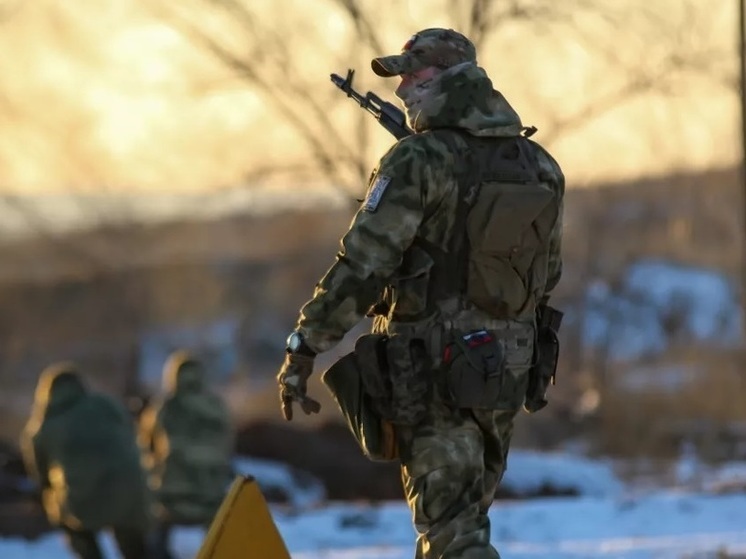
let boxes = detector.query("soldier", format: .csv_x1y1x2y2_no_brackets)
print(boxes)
139,350,234,559
21,362,152,559
277,28,564,558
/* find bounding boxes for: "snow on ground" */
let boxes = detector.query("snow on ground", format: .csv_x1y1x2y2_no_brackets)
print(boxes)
500,450,623,498
4,491,746,558
277,493,746,558
233,456,327,509
579,259,742,362
3,450,746,558
231,450,625,508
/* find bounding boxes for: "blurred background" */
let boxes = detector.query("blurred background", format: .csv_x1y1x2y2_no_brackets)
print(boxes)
0,0,745,549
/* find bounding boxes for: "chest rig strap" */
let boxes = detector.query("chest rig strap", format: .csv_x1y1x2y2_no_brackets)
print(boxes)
420,128,539,309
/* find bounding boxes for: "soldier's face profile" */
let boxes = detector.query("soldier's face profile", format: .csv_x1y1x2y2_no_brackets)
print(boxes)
396,66,440,93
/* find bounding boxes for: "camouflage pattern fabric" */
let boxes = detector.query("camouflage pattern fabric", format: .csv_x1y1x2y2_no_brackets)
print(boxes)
398,326,534,559
291,27,564,558
21,363,151,533
355,333,430,426
398,402,520,559
381,334,430,425
395,61,525,136
372,28,477,77
139,351,234,525
295,56,563,353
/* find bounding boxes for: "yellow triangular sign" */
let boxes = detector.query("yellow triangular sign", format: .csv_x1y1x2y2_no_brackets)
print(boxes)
195,475,292,559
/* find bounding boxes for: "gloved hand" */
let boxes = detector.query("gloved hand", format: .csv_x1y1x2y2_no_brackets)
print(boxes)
277,352,321,421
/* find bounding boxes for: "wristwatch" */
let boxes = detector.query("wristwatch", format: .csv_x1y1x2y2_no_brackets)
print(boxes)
285,331,316,356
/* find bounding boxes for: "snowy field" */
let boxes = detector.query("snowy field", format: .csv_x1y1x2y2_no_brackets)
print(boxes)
4,489,746,558
2,262,744,558
2,451,745,559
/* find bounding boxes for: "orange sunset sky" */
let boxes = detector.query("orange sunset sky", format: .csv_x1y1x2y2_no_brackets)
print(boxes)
0,0,739,195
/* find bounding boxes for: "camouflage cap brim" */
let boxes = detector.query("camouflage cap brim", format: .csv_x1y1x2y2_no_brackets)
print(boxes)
371,55,406,77
371,54,427,77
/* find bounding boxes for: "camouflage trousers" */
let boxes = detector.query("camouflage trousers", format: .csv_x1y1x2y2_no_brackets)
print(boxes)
396,391,523,559
384,319,534,558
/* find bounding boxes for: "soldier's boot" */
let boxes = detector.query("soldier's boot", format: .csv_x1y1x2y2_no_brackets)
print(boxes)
112,525,150,559
63,527,104,559
150,521,177,559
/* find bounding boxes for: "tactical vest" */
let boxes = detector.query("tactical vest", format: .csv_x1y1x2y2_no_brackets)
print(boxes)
389,129,559,322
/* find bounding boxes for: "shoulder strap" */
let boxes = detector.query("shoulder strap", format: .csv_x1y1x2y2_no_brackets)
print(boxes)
425,129,543,303
425,129,483,299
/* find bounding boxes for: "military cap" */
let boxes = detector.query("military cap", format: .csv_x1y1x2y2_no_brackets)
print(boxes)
371,28,477,77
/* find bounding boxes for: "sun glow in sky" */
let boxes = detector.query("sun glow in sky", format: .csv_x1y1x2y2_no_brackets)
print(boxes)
0,0,739,194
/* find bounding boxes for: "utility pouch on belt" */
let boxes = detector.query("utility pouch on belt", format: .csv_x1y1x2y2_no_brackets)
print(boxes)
320,340,398,462
524,304,563,413
381,334,430,426
443,330,506,409
320,332,432,462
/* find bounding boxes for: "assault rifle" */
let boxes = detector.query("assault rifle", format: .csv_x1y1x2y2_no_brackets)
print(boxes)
330,69,414,140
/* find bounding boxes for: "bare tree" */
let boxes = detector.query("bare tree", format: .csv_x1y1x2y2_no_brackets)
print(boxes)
0,0,736,409
151,0,732,199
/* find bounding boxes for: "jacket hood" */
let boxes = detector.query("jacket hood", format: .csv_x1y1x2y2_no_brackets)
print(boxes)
33,363,88,418
162,350,205,394
406,62,524,137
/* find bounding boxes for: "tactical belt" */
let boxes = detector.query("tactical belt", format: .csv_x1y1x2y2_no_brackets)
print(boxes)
385,307,534,367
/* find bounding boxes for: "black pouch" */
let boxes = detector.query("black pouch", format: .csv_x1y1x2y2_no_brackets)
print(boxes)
524,304,563,413
354,333,391,411
353,333,430,427
443,330,506,409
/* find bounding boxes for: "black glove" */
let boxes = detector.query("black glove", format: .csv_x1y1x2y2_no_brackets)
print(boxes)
277,352,321,421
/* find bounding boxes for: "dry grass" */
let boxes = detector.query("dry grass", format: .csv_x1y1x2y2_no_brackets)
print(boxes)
592,347,746,460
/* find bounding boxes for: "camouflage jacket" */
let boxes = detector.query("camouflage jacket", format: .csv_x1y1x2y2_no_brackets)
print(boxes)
21,365,151,531
297,63,564,354
139,352,234,524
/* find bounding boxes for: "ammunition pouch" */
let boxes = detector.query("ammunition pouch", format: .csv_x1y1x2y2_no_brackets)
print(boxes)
524,304,563,413
371,334,429,426
320,333,431,462
320,347,398,462
442,330,506,409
